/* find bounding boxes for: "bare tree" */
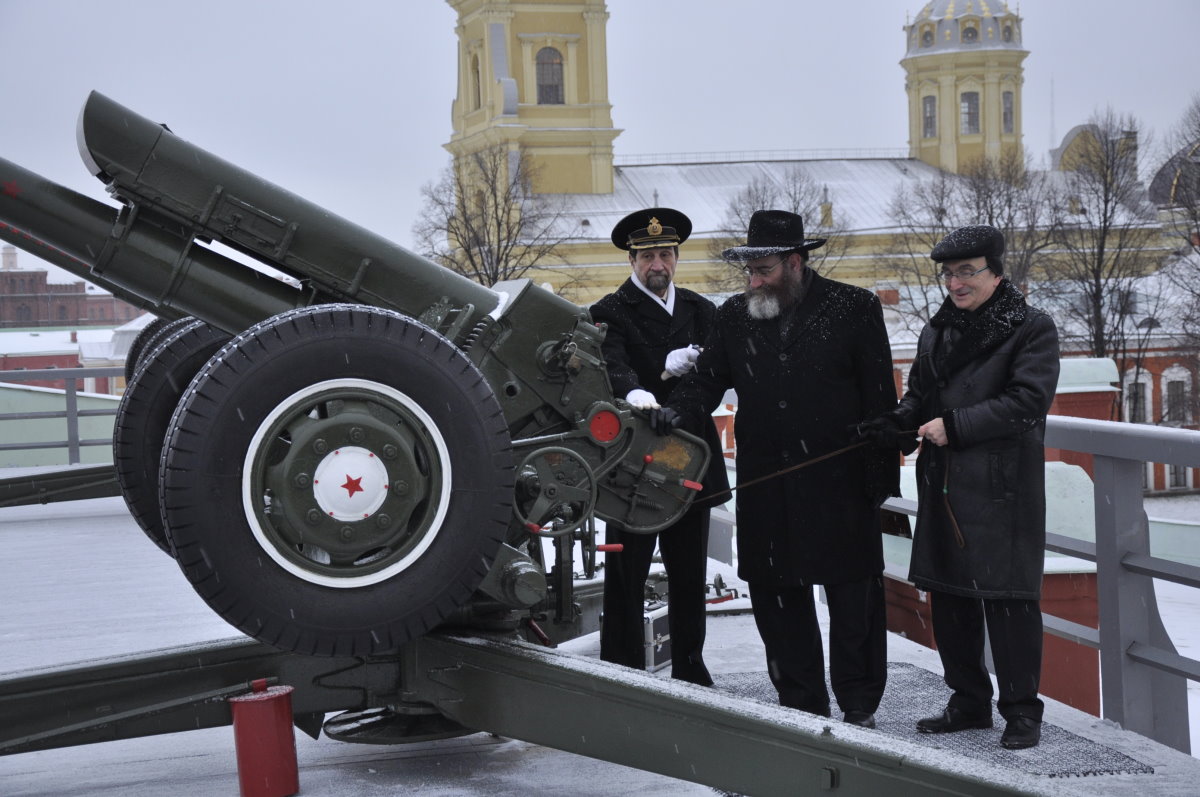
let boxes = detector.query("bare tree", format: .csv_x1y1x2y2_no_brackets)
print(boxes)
881,149,1058,334
1038,109,1163,363
704,165,851,293
413,145,581,291
1157,94,1200,350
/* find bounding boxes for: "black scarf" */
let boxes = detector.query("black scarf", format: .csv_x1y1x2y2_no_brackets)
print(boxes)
929,278,1027,377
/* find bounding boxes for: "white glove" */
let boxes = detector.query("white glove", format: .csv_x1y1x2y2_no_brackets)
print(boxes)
625,388,660,410
663,345,701,378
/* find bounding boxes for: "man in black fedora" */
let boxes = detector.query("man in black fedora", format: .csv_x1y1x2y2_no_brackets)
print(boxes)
589,208,730,685
662,209,898,726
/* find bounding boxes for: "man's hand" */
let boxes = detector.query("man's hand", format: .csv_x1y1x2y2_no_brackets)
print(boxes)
662,345,701,378
918,417,947,447
647,406,682,435
850,417,919,454
625,388,660,410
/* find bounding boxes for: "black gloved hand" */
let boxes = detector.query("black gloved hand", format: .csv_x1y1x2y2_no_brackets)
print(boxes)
647,406,682,436
850,417,919,454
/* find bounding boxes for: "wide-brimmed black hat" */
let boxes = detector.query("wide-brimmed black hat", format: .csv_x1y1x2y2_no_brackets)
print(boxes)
721,210,826,262
611,207,692,251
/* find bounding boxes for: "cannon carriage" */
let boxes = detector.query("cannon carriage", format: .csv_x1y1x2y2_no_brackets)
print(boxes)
0,91,709,659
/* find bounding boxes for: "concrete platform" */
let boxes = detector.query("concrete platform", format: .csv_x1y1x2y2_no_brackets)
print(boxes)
2,496,1199,796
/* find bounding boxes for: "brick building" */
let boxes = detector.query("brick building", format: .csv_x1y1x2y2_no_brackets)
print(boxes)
0,245,143,328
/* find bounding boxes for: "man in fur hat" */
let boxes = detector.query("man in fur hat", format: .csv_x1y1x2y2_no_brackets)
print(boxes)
663,209,899,726
858,224,1060,749
590,207,729,685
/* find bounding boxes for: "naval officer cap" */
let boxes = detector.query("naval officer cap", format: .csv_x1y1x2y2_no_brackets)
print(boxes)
611,207,692,251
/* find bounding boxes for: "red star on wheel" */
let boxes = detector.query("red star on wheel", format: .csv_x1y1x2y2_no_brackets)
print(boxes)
1,181,21,198
341,475,364,498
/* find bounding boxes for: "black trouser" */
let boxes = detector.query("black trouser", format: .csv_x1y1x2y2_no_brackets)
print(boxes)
600,509,712,685
930,590,1044,722
748,576,887,717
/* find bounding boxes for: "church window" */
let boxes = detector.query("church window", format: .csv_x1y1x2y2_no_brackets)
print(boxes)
1003,24,1013,42
1002,91,1014,134
469,54,482,111
1165,379,1187,424
960,92,980,135
536,47,564,105
922,96,937,138
962,25,978,43
921,29,933,47
1126,381,1147,423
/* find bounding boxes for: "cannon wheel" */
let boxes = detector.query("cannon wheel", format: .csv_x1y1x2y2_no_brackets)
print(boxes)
123,316,180,383
159,305,514,657
113,319,229,555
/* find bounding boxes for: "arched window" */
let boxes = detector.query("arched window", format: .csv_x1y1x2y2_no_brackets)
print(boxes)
962,25,978,43
960,91,980,135
921,28,933,47
1002,91,1014,134
536,47,564,105
470,54,482,111
1002,24,1014,42
922,96,937,138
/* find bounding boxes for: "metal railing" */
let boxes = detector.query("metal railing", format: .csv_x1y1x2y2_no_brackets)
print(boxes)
884,414,1200,754
4,370,1198,752
0,367,122,464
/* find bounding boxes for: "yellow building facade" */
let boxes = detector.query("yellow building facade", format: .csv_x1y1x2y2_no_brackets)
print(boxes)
442,1,1164,306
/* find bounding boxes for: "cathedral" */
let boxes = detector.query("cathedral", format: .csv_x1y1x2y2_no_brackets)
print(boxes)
441,0,1175,302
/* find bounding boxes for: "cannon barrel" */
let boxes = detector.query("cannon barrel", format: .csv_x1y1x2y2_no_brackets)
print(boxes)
0,93,711,661
77,91,501,329
0,156,304,333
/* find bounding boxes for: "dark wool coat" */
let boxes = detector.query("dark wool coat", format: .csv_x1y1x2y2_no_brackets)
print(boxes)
671,273,898,587
590,279,730,502
887,280,1060,600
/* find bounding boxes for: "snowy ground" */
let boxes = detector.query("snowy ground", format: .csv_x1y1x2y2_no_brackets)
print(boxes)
1,495,1199,795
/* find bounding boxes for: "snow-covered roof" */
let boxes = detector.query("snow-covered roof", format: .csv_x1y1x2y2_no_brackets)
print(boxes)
552,157,951,242
0,328,111,357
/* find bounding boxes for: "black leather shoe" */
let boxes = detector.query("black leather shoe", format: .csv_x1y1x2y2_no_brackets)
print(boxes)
1001,716,1041,749
843,711,876,729
916,707,993,734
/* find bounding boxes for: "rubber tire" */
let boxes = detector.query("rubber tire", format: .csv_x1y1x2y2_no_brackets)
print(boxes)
113,319,229,555
123,316,181,384
159,305,514,657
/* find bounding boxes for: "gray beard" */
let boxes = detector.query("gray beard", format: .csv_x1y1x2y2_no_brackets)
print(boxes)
747,292,782,319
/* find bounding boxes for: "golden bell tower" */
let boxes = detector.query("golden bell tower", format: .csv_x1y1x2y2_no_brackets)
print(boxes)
445,0,619,194
901,1,1027,173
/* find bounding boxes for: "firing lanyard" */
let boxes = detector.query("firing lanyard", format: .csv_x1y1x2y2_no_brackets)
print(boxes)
941,451,967,548
694,436,896,507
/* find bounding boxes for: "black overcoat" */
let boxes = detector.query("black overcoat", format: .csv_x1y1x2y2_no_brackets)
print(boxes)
886,280,1060,600
671,273,898,586
589,279,730,502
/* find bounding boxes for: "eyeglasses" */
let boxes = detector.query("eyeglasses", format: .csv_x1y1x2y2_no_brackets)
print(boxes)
741,258,785,278
939,264,991,281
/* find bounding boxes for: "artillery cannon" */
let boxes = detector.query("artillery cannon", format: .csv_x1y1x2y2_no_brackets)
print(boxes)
0,91,709,659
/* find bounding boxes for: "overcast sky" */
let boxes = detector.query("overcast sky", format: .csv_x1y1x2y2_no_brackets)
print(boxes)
2,0,1197,282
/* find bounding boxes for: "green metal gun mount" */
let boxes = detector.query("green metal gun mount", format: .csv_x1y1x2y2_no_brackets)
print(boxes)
0,92,709,659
